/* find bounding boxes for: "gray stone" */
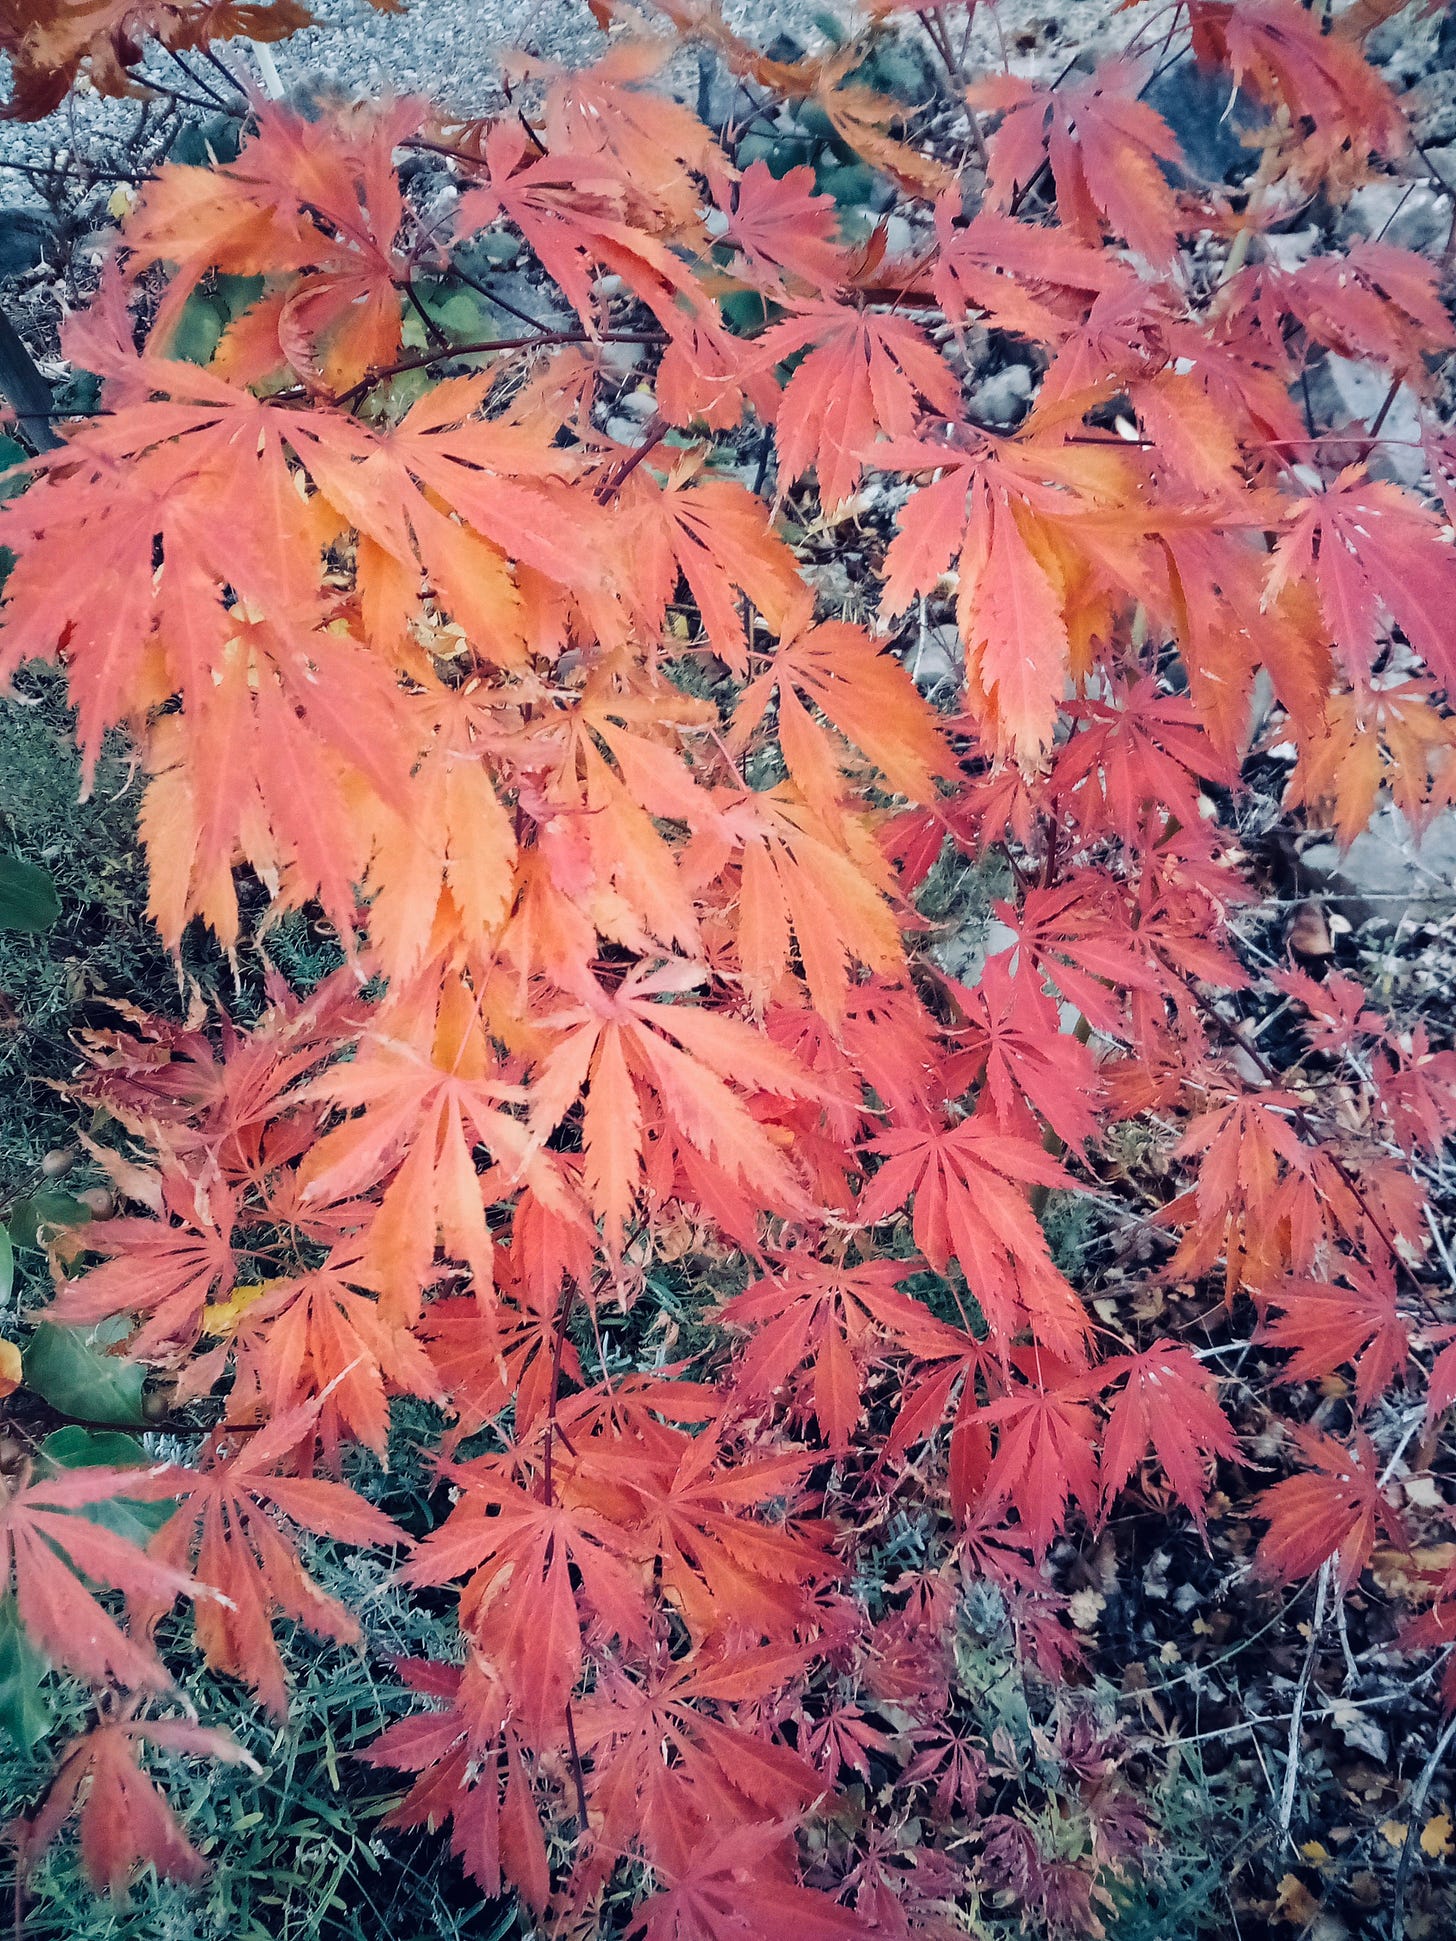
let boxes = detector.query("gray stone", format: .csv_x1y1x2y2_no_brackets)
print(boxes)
1300,355,1426,487
1141,57,1262,188
1304,805,1456,927
1342,179,1451,258
0,208,53,281
968,361,1033,427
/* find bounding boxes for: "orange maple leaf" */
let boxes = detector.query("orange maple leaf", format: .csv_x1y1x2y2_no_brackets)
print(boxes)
18,1712,254,1893
757,302,960,512
0,1464,210,1693
139,1399,404,1713
977,61,1185,269
528,959,829,1247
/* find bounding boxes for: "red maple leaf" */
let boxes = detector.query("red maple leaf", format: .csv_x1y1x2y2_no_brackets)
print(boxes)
721,1253,961,1454
973,1353,1101,1555
17,1713,256,1893
977,61,1185,268
857,1115,1090,1362
576,1433,834,1647
1190,0,1407,175
47,1172,239,1359
940,952,1101,1150
1267,469,1456,696
1258,1266,1411,1414
402,1461,650,1735
756,301,959,511
1098,1341,1239,1533
140,1398,404,1714
626,1817,862,1941
577,1643,823,1872
994,876,1163,1040
528,959,829,1248
1255,1427,1407,1592
0,1464,210,1694
361,1655,550,1909
719,161,849,292
931,203,1127,343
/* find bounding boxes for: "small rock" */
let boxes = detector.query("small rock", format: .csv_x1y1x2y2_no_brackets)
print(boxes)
906,621,960,692
1142,58,1262,187
1068,1587,1105,1630
1261,226,1323,272
968,361,1033,426
879,213,916,262
1326,1701,1389,1765
1304,804,1456,927
1142,1548,1171,1600
1342,179,1450,257
1300,355,1426,486
0,208,53,281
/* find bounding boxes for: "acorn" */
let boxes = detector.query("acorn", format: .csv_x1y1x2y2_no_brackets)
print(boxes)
75,1186,115,1220
40,1148,76,1179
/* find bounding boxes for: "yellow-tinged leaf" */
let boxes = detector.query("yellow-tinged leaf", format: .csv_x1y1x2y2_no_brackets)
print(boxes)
1273,1874,1320,1925
204,1282,272,1336
1421,1812,1453,1859
821,86,954,196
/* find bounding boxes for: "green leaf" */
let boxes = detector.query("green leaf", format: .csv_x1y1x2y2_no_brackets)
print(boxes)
167,112,244,167
52,368,100,418
401,277,500,356
169,275,266,367
734,132,776,170
23,1320,146,1425
796,101,838,146
455,232,520,272
718,288,772,336
7,1188,89,1252
0,1596,51,1752
170,289,228,367
851,40,937,104
214,272,265,317
816,161,879,210
38,1424,150,1470
36,1426,175,1540
0,852,59,932
0,1224,11,1306
0,433,29,500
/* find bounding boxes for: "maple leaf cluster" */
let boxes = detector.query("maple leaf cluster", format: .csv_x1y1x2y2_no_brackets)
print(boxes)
0,0,321,119
0,0,1454,1927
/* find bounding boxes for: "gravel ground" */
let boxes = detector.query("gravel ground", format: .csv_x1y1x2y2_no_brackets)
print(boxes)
0,0,849,194
0,0,1123,204
248,0,828,107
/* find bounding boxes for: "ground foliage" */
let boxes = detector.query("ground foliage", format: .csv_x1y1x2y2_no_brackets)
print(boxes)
0,0,1454,1936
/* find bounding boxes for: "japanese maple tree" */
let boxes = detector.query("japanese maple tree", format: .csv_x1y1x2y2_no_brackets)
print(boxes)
0,0,1454,1930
